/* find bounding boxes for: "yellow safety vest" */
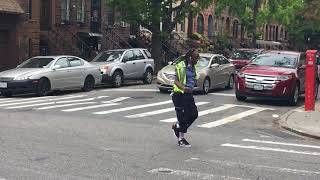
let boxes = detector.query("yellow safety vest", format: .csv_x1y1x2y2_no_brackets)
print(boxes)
173,60,198,93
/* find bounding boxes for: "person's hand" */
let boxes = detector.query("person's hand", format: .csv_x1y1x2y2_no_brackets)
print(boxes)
184,87,192,93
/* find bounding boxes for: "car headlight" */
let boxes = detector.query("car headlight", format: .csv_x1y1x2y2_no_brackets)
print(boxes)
14,76,29,80
276,75,293,81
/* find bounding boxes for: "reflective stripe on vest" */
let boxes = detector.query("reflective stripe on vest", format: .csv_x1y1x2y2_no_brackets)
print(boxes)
173,60,198,93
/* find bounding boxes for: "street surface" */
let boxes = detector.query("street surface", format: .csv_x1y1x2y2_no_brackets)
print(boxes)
0,82,320,180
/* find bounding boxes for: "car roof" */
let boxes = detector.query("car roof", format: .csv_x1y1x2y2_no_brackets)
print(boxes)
199,53,221,58
107,48,148,52
265,50,301,56
32,55,80,58
235,48,264,52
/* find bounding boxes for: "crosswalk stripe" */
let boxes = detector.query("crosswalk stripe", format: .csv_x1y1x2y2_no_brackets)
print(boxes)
103,89,158,92
126,102,210,118
209,93,235,97
62,97,130,112
198,108,266,128
242,139,320,149
62,103,120,112
37,102,96,110
6,97,106,109
93,100,172,115
0,95,86,107
160,104,236,123
221,143,320,156
0,95,56,104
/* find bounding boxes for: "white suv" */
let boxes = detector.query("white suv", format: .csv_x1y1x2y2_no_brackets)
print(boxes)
91,48,154,87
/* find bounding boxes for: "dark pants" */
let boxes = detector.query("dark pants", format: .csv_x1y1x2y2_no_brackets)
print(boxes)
172,93,198,133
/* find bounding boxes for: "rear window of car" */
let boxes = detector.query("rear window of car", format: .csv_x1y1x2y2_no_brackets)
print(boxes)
230,50,257,60
143,50,152,58
250,54,298,68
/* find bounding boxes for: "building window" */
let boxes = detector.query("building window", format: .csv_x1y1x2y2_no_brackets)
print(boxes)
76,0,85,23
29,0,32,19
61,0,70,22
181,19,185,32
197,14,204,34
208,15,214,38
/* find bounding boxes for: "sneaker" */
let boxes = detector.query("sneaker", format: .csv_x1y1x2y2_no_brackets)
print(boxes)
172,123,179,139
178,138,191,147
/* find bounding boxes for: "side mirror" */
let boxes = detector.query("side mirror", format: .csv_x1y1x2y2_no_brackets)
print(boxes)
52,65,61,70
168,61,173,65
122,58,127,63
210,63,219,68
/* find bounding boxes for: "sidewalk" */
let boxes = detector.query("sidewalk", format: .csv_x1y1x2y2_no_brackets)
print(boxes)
279,101,320,138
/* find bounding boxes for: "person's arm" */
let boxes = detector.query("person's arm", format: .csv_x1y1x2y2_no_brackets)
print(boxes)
174,68,191,93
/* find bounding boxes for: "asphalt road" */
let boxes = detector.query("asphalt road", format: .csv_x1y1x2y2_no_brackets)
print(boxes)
0,82,319,180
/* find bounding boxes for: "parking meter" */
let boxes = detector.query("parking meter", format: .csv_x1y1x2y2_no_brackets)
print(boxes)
305,50,317,111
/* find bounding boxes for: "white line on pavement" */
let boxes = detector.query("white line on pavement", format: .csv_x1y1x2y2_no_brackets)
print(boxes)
242,139,320,149
148,168,249,180
160,104,237,123
103,88,158,92
198,108,266,128
62,103,120,112
186,158,320,175
6,97,106,109
209,93,235,97
93,100,172,115
37,102,96,110
0,95,86,107
221,143,320,156
126,102,209,118
0,95,57,104
100,97,131,103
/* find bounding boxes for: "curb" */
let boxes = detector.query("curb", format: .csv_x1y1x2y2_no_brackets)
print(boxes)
278,108,320,139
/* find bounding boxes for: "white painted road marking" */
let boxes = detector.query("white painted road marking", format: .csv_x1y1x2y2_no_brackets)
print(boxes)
221,143,320,156
209,93,235,97
126,102,209,118
37,102,96,110
93,100,172,115
198,108,267,128
0,95,57,104
103,88,158,92
149,168,248,180
0,95,86,107
100,97,131,103
160,104,236,123
62,103,120,112
242,139,320,149
6,97,107,109
186,158,320,175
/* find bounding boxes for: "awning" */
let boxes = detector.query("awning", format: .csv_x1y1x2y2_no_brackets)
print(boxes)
0,0,24,14
77,32,103,38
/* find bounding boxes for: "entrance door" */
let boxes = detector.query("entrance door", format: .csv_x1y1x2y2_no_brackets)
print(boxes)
91,0,101,33
0,30,9,71
40,0,50,31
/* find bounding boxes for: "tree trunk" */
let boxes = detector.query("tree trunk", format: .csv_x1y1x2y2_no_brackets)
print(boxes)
150,0,162,73
251,0,260,48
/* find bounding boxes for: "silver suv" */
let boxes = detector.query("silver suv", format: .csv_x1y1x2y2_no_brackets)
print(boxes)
91,49,154,87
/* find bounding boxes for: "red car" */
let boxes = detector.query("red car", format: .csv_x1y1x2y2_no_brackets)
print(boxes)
235,51,319,106
229,49,265,70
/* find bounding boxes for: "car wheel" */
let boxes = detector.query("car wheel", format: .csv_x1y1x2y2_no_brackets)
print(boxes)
82,76,95,92
112,71,123,88
236,92,247,101
36,78,51,97
202,77,210,94
288,84,299,106
143,68,153,84
159,88,168,93
225,74,234,89
2,92,12,97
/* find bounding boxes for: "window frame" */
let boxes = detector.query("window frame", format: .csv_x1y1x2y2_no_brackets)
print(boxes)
61,0,70,23
76,0,85,23
55,57,70,68
68,57,83,67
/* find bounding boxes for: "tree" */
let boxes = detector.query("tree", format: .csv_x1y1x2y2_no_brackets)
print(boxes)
107,0,214,71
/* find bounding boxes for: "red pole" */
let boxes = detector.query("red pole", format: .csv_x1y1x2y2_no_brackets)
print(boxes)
305,50,317,111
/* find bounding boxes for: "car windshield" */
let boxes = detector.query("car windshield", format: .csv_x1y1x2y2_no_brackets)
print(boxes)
172,56,210,67
250,54,297,68
92,51,124,62
230,50,257,60
18,58,55,68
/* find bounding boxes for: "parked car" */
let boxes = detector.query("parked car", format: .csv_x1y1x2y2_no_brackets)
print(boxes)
0,56,102,97
91,49,154,87
235,51,319,106
229,48,265,71
157,53,235,94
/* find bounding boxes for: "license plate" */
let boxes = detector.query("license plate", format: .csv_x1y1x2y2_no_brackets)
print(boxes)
0,82,7,88
253,84,263,90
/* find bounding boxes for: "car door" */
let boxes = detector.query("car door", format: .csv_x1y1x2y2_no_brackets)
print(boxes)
208,56,223,87
67,57,85,87
298,53,306,92
50,57,71,89
219,56,233,84
121,50,138,79
133,49,147,78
